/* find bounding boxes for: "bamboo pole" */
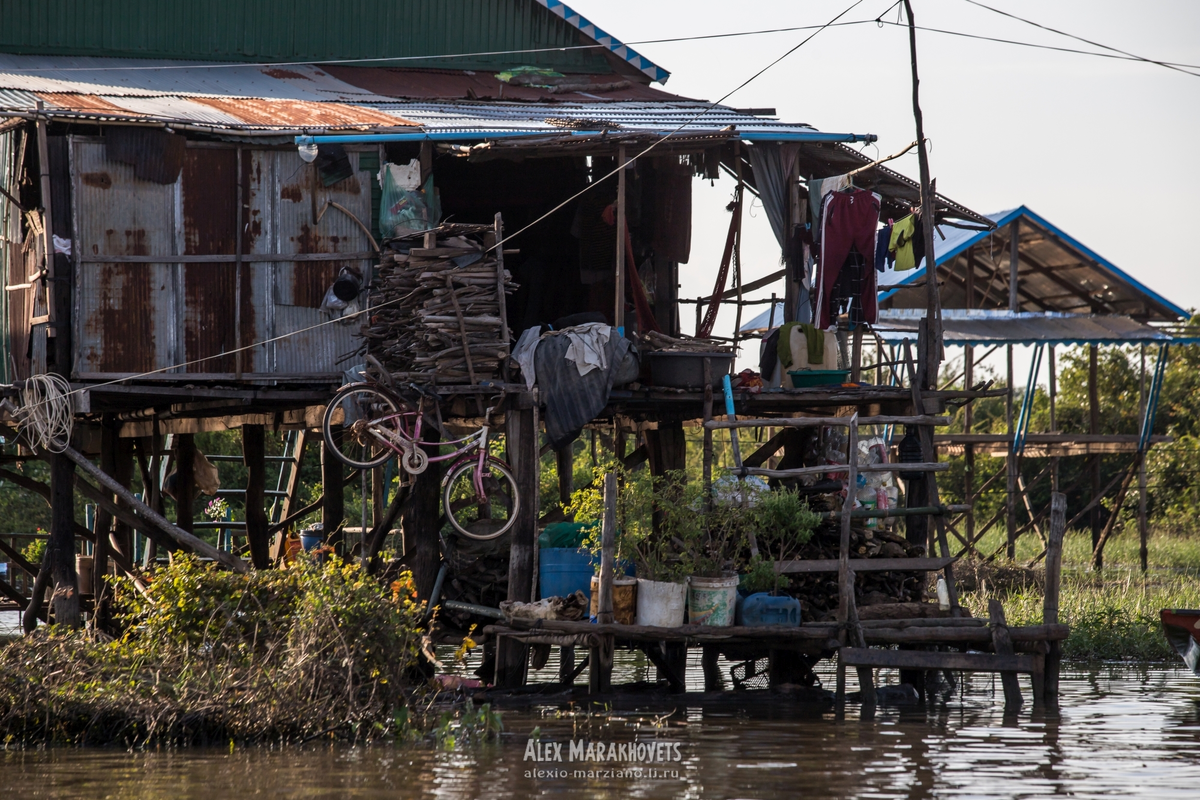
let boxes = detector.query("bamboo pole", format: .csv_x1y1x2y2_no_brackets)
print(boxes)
1044,492,1066,703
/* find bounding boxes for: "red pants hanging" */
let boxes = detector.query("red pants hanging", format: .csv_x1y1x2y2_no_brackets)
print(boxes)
816,189,880,328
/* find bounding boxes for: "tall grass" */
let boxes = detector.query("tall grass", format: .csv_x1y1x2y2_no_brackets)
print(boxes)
959,567,1200,662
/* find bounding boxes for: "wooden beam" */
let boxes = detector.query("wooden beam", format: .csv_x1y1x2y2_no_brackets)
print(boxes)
49,453,81,627
776,556,955,574
839,647,1039,673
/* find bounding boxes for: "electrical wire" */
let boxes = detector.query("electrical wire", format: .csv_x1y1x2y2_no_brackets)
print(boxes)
488,0,867,254
961,0,1200,78
876,19,1200,75
15,373,74,453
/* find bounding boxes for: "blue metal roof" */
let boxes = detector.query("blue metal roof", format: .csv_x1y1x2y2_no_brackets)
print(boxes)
877,206,1189,322
536,0,669,84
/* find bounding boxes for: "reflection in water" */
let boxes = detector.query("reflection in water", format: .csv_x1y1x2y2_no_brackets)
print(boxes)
1,665,1198,799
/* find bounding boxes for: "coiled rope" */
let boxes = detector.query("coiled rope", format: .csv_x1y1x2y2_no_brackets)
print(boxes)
16,373,74,453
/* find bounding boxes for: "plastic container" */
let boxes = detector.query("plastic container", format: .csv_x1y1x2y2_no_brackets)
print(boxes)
646,351,734,389
75,555,94,595
787,368,851,388
687,573,739,627
300,531,325,552
539,547,594,600
636,578,687,627
590,575,638,624
737,592,801,627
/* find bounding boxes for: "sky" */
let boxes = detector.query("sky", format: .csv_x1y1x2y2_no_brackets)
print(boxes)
569,0,1200,377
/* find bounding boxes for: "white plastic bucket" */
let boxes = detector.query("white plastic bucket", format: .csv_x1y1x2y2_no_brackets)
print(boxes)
635,578,687,627
687,573,739,626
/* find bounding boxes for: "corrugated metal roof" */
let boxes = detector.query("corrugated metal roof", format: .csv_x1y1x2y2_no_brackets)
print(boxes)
0,54,859,141
874,310,1178,346
535,0,668,82
878,206,1189,322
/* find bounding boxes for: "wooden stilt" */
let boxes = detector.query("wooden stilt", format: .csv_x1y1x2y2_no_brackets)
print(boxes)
646,420,686,536
702,646,724,691
92,425,117,626
1044,492,1066,704
703,359,714,511
989,598,1023,711
242,425,269,569
49,452,80,628
1138,345,1148,573
322,426,345,552
175,434,196,537
1048,346,1059,493
1006,345,1017,560
497,400,538,688
555,443,574,507
963,344,975,547
1089,344,1102,562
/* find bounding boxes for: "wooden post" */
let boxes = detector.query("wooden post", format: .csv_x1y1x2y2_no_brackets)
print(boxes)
1044,492,1066,704
1008,217,1020,313
498,401,538,689
92,425,117,625
322,426,345,550
963,344,975,546
901,0,943,380
1089,344,1101,561
988,598,1023,711
175,434,195,538
49,453,80,627
702,359,714,511
555,444,574,507
732,144,745,349
372,466,385,530
850,326,863,383
646,420,686,536
614,145,627,331
597,473,616,625
835,415,860,708
242,425,270,569
1006,345,1016,560
1138,345,1148,573
1049,345,1059,493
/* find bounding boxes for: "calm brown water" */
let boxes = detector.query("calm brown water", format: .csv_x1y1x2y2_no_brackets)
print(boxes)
2,664,1199,799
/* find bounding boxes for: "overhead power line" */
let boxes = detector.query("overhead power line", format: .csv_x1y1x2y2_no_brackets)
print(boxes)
962,0,1200,78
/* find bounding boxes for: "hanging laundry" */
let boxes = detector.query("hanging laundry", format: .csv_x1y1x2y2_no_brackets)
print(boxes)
875,223,893,272
815,189,881,329
888,214,928,272
808,174,849,240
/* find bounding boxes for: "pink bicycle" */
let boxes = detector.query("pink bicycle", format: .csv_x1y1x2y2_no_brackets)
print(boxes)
322,379,519,541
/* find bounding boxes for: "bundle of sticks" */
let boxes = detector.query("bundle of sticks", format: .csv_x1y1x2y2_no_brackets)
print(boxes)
364,225,517,384
641,330,732,353
781,517,927,620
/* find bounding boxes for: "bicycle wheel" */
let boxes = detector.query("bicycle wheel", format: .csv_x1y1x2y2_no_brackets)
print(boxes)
441,455,520,540
323,383,402,469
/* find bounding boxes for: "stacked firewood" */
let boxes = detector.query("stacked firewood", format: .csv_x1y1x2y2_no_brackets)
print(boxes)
783,516,927,620
640,330,732,353
364,225,517,384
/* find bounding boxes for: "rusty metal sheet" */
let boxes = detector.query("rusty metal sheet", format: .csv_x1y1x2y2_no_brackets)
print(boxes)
181,147,238,375
263,148,371,373
37,92,138,117
188,97,414,129
72,139,177,377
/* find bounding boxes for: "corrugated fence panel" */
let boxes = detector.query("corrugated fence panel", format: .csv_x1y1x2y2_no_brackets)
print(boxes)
269,149,369,375
0,0,609,73
72,139,177,376
180,147,238,374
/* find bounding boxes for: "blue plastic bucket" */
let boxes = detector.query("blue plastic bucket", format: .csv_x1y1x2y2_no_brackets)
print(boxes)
300,532,324,552
539,548,594,599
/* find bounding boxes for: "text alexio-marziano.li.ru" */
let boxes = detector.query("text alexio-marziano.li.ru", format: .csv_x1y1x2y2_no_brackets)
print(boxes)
524,738,684,765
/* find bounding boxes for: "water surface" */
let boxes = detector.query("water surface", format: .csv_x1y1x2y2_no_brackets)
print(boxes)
1,663,1198,799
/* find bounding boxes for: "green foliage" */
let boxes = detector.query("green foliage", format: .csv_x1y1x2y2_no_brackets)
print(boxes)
0,555,432,746
20,537,45,566
739,555,786,594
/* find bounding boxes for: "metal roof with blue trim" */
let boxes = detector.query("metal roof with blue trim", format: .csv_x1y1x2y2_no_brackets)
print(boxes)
878,206,1188,323
536,0,669,83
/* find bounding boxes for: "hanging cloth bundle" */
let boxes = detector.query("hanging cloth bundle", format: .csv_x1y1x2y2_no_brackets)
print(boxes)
697,191,742,339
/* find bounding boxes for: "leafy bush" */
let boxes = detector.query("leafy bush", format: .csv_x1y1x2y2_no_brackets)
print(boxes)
0,555,434,746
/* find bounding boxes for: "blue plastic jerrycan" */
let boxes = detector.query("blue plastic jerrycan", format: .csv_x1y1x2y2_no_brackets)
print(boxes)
736,592,802,627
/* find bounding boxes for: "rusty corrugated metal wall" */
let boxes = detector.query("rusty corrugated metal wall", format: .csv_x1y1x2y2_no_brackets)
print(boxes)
0,129,27,382
71,137,369,380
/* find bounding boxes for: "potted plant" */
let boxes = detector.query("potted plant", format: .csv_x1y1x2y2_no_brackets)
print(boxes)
665,479,748,627
736,487,820,626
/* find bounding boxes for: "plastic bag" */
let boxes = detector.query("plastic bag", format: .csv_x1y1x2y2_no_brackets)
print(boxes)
379,166,441,237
